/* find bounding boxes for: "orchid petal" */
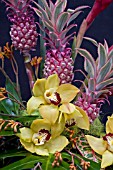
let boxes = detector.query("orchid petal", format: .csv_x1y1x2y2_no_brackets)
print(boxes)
59,103,76,114
75,106,90,130
27,96,46,114
39,105,59,124
106,115,113,134
31,119,51,133
46,136,69,154
86,135,107,155
51,116,65,138
101,150,113,168
33,78,46,97
45,74,60,90
18,127,33,142
57,84,79,103
20,139,35,153
35,145,49,156
59,112,63,123
64,110,82,123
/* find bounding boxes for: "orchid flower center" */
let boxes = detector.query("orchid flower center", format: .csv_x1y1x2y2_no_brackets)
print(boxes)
65,118,76,127
32,129,51,146
44,88,61,105
103,133,113,152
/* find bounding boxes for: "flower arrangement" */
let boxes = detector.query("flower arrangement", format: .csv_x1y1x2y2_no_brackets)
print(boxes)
0,0,113,169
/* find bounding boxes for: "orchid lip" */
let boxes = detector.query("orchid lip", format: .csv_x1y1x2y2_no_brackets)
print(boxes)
65,118,76,128
44,88,61,105
103,133,113,141
50,92,61,105
32,129,51,146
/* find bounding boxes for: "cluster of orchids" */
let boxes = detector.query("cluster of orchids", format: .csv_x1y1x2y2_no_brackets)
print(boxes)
18,74,89,156
0,0,113,169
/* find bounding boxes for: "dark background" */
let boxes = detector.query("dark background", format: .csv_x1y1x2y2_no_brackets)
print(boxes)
0,0,113,119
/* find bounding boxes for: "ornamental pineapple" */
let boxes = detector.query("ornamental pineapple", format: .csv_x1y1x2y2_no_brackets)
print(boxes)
3,0,38,53
33,0,86,83
76,39,113,123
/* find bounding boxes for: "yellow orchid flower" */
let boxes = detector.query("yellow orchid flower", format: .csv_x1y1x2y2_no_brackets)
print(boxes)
17,119,69,156
59,104,89,130
106,114,113,134
27,74,80,125
86,114,113,168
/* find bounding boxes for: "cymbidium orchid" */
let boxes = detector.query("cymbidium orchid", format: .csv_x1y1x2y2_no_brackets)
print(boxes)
86,114,113,168
27,74,89,130
17,119,69,156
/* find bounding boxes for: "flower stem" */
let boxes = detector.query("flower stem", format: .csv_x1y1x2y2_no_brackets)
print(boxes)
65,149,83,162
23,53,35,91
10,56,21,99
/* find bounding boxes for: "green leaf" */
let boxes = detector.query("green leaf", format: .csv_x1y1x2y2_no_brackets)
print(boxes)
41,0,52,18
84,37,98,46
1,154,69,170
104,39,109,54
62,32,75,45
108,48,113,60
67,6,89,14
98,43,107,70
49,0,54,11
1,151,101,170
96,89,110,98
52,0,67,25
44,20,54,32
0,150,28,159
0,130,15,136
0,114,40,127
56,12,70,32
88,78,95,92
77,48,96,78
61,24,76,39
0,99,14,114
96,78,113,90
0,114,41,136
1,155,41,170
0,112,40,132
33,1,52,26
6,79,21,102
38,0,46,78
84,59,94,78
97,58,112,84
71,36,77,60
5,79,21,115
67,11,82,25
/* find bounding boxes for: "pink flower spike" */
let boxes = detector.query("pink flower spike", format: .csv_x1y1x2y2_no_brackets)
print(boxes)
86,0,113,28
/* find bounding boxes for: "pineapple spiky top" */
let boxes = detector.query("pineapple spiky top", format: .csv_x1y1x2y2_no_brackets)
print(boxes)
33,0,87,51
76,39,113,122
77,39,113,103
3,0,38,53
33,0,88,84
2,0,32,22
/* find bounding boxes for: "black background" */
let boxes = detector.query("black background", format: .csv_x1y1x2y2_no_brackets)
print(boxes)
0,0,113,120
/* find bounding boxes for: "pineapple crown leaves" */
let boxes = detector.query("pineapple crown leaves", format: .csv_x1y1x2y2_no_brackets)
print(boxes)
2,0,33,17
76,39,113,103
33,0,89,49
